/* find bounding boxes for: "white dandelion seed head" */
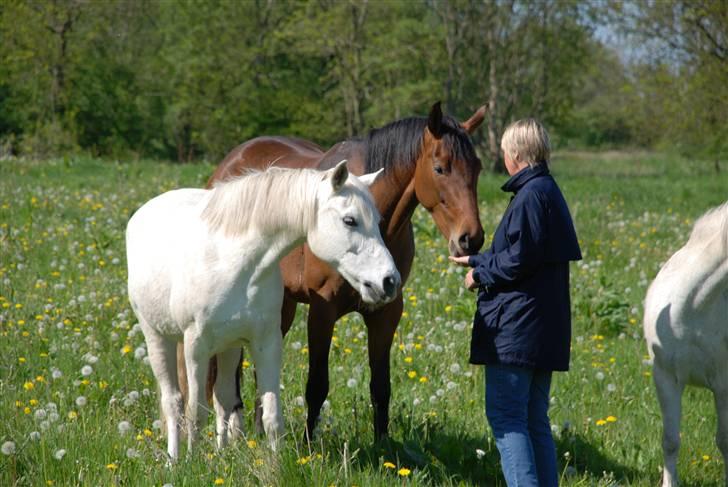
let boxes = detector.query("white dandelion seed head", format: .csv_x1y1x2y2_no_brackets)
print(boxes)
595,371,605,381
126,448,140,459
322,400,331,411
291,341,302,350
294,396,305,407
81,365,93,376
607,383,616,392
40,421,50,431
29,431,41,441
449,363,461,374
118,420,132,435
475,448,485,459
75,396,87,407
152,420,162,430
48,412,60,423
346,378,357,388
429,395,438,404
134,346,146,360
1,441,16,455
413,398,421,407
34,408,47,420
436,388,445,397
53,449,66,460
446,381,457,390
51,368,63,380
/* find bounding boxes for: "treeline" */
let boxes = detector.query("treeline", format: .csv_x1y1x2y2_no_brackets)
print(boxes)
0,1,726,168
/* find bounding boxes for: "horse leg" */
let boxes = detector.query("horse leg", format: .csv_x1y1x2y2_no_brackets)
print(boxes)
213,348,244,449
713,384,728,485
183,332,210,453
249,330,284,451
143,327,183,461
255,296,297,434
363,296,403,441
304,300,337,443
653,364,684,487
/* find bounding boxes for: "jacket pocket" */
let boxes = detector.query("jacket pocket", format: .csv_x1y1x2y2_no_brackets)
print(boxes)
475,296,503,330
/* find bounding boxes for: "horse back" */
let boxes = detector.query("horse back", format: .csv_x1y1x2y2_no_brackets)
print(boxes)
207,136,325,188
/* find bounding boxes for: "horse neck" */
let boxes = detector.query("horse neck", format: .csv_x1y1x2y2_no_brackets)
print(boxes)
204,171,316,268
370,162,419,241
687,216,728,310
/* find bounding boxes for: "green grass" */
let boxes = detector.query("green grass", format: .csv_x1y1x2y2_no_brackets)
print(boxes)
1,152,726,486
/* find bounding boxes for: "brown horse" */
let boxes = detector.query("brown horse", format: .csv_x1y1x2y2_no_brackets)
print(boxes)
178,102,485,441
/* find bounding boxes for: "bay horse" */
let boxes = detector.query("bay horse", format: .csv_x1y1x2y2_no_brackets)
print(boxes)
644,201,728,486
127,161,399,460
179,101,486,440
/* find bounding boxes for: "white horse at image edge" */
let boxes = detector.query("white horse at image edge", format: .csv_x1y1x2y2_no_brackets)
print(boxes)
126,161,400,461
644,201,728,487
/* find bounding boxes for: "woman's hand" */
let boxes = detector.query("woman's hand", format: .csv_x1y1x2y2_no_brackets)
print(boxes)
449,256,478,291
448,255,470,266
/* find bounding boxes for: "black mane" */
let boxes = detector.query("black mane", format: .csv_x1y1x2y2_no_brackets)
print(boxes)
359,115,479,173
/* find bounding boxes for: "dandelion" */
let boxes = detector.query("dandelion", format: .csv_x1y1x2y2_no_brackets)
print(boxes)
397,467,411,477
419,376,428,383
595,371,605,381
118,421,132,435
449,363,461,374
346,378,357,388
1,441,15,455
126,448,140,459
607,383,616,393
606,415,617,423
246,439,257,449
29,431,41,441
81,365,93,377
76,396,87,407
35,409,47,420
596,419,607,426
152,420,162,430
53,449,66,460
407,371,417,379
23,381,34,391
383,461,396,469
214,479,225,485
106,463,118,470
475,448,486,459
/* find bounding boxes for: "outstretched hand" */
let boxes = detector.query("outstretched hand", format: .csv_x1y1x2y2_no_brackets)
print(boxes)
448,255,470,266
449,255,478,291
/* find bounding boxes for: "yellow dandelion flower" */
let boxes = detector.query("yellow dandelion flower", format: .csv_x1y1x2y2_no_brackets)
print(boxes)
419,376,428,383
214,478,224,485
297,455,311,465
23,381,34,390
144,429,153,437
18,320,26,325
67,411,77,420
242,360,251,368
702,455,710,461
344,348,352,354
247,440,257,449
398,467,411,476
383,461,396,469
106,463,118,471
29,399,39,406
19,357,26,364
445,305,453,312
24,407,31,414
606,416,617,422
404,356,413,363
121,344,132,355
407,371,417,379
596,419,607,426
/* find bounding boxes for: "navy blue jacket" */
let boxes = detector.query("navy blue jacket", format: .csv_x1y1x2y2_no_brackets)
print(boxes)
468,164,581,371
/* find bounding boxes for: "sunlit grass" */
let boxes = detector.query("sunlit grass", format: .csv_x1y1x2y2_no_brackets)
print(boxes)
1,154,726,486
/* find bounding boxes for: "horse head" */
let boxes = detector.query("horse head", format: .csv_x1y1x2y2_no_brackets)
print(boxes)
308,160,401,305
415,102,486,257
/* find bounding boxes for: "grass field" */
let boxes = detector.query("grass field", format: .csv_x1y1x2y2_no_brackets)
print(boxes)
1,152,727,486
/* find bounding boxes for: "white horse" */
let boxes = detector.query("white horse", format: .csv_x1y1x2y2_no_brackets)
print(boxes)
126,161,400,461
644,202,728,487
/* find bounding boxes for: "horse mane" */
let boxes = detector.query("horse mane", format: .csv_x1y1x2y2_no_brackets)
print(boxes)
687,201,728,258
357,115,480,174
201,167,319,237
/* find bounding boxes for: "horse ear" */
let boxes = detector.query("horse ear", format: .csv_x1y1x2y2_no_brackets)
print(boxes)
427,101,444,139
329,160,349,192
358,168,384,187
461,105,487,134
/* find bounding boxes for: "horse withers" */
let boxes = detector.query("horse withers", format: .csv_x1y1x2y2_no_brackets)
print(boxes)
644,202,728,486
188,102,486,441
126,162,399,460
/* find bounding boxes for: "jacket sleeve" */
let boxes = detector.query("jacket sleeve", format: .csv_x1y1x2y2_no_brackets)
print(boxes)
469,192,548,290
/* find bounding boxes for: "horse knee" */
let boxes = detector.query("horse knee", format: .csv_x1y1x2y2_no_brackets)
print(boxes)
662,430,680,458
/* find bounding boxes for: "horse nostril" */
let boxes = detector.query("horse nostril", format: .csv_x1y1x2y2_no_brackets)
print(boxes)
458,233,470,251
363,281,373,289
383,275,397,297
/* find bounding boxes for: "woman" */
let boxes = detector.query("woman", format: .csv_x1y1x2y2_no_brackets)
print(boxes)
451,118,581,486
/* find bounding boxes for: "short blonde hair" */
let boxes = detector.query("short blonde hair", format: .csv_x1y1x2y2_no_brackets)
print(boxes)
500,118,551,167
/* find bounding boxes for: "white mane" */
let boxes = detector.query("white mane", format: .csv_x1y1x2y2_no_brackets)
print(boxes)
685,201,728,259
201,167,320,237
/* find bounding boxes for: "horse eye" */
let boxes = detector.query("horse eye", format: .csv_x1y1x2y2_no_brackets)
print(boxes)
434,165,444,175
343,216,357,227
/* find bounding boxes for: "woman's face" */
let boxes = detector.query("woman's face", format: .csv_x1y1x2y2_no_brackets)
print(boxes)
502,146,525,176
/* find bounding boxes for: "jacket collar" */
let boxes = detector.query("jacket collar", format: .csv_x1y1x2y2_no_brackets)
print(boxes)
501,164,550,193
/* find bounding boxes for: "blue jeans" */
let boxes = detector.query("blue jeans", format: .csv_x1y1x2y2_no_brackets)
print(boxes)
485,364,558,487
